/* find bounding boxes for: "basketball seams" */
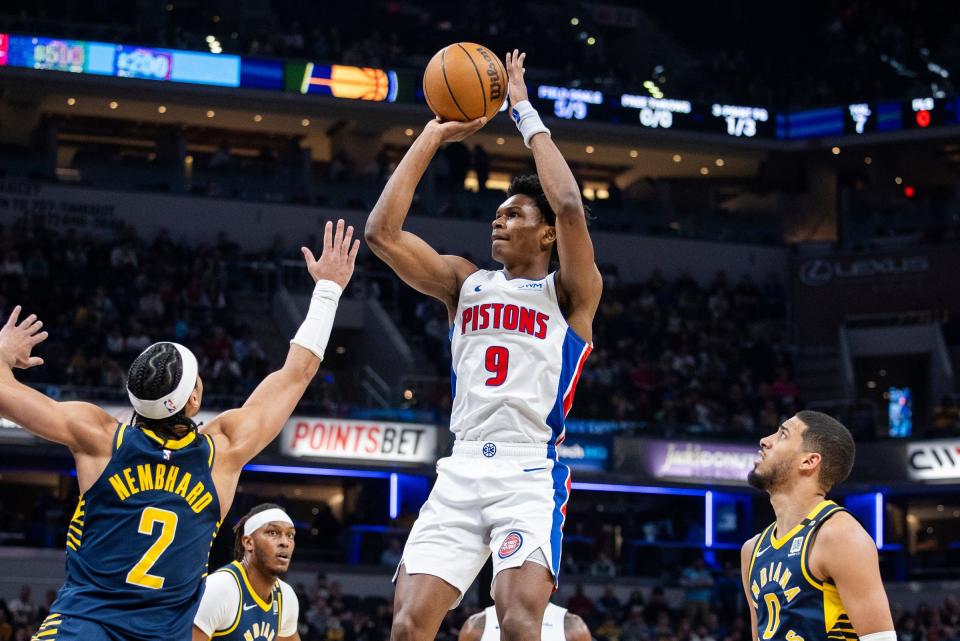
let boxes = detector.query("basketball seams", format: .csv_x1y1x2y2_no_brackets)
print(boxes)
457,43,487,117
440,48,472,120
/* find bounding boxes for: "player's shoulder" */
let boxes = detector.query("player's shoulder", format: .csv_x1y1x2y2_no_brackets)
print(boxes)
563,611,592,641
816,509,874,549
741,532,762,557
204,567,242,600
278,578,298,603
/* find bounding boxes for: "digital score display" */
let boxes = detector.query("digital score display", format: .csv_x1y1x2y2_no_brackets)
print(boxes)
620,94,692,129
902,97,959,129
710,103,770,137
536,85,603,120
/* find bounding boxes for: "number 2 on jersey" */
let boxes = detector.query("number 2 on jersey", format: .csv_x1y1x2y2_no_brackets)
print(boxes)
484,346,510,386
126,507,178,590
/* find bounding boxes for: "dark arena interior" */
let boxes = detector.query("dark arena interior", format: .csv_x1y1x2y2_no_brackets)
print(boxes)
0,2,959,641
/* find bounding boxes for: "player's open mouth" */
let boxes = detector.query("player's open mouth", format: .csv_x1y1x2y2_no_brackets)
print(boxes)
276,553,289,562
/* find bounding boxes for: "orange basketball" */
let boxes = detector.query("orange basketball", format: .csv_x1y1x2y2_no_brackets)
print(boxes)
423,43,507,122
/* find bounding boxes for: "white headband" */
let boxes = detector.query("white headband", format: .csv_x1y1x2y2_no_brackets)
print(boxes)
127,343,199,420
244,508,294,536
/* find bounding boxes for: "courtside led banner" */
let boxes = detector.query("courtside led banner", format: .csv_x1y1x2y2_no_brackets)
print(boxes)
281,417,436,464
0,34,9,66
907,439,960,481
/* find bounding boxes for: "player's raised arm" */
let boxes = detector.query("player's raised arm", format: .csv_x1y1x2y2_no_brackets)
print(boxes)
811,512,894,637
209,220,359,468
364,118,485,314
0,306,116,461
505,49,602,336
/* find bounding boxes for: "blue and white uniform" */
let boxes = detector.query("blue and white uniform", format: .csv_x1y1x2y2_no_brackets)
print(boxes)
193,561,299,641
398,270,591,601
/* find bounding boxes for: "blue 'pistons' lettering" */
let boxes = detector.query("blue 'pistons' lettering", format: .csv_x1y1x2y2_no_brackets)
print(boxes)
461,303,549,339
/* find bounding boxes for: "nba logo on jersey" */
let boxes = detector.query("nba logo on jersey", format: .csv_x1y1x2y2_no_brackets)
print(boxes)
499,532,523,558
162,449,172,461
789,536,803,556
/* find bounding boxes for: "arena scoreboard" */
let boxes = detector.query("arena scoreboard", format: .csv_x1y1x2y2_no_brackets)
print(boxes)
4,31,960,141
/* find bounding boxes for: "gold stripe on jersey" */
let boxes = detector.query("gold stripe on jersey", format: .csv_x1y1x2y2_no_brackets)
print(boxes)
140,427,198,450
233,560,277,611
204,433,216,468
65,498,86,551
799,504,844,591
115,423,129,451
212,569,244,637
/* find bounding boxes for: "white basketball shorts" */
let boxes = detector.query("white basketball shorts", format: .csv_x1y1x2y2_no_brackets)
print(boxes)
394,440,572,603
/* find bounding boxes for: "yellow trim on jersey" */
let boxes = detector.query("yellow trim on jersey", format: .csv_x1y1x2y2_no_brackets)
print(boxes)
212,569,244,638
769,500,832,549
140,427,197,450
115,423,129,450
748,523,775,578
233,560,277,612
204,433,216,468
277,581,284,632
799,504,844,590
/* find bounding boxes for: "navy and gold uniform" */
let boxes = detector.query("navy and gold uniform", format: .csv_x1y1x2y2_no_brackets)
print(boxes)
197,561,297,641
34,424,221,641
747,500,857,641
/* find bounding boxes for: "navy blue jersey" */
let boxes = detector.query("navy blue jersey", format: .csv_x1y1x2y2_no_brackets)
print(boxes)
210,561,285,641
748,500,857,641
51,423,221,641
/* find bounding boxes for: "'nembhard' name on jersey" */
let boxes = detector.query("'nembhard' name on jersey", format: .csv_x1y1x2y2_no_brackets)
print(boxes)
107,462,215,514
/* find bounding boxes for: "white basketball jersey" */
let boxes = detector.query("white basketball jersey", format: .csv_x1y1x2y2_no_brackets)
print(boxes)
449,270,592,445
480,603,568,641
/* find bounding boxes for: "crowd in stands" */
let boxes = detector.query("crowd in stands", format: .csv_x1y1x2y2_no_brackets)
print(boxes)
4,570,960,641
0,222,347,412
3,1,957,107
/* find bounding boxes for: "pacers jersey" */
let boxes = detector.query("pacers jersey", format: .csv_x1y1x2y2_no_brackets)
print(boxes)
481,603,567,641
450,270,592,445
211,562,285,641
748,501,857,641
51,423,221,641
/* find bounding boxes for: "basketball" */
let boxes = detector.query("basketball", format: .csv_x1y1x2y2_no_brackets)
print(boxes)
423,43,507,122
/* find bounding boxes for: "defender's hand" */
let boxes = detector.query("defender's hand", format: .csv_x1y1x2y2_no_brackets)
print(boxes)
0,305,48,369
423,117,487,144
505,49,529,106
301,220,361,289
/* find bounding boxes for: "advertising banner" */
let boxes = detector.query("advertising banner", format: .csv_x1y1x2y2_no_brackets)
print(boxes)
281,417,437,465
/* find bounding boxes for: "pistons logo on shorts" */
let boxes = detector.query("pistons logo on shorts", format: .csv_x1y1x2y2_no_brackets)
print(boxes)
498,531,523,559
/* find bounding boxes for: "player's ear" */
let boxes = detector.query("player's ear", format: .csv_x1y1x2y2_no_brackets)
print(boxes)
799,451,821,472
541,225,557,248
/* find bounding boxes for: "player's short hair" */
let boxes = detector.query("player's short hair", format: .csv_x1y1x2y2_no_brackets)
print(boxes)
233,503,284,561
507,174,556,225
796,410,855,492
126,343,198,437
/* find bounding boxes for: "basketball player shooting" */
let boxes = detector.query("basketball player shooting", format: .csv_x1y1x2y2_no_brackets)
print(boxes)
0,220,358,641
365,49,602,641
741,411,894,641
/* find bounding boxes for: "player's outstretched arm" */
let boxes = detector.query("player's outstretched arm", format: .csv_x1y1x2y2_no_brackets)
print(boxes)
740,535,760,641
458,612,486,641
505,50,602,338
811,512,894,636
364,118,484,312
0,306,115,456
209,220,359,468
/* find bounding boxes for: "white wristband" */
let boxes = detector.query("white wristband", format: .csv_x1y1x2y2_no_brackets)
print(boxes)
510,100,550,148
860,633,896,641
290,279,342,361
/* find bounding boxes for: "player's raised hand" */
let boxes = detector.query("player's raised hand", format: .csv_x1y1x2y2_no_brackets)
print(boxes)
423,116,487,143
0,305,48,369
301,219,361,289
505,49,529,106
